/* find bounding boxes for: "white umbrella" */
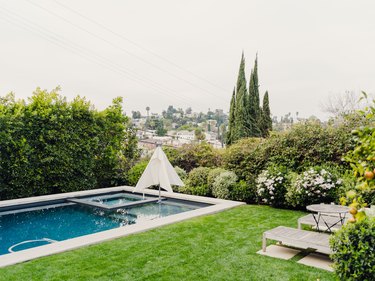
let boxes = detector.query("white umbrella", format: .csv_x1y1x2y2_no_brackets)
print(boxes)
133,146,184,202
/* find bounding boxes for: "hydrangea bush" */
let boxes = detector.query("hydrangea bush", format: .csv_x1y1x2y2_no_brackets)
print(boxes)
256,166,290,207
286,167,342,208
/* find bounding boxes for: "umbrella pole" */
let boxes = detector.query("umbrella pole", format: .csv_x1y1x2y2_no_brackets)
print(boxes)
158,185,161,203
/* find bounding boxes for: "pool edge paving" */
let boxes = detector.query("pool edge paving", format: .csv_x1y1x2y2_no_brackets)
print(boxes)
0,186,244,268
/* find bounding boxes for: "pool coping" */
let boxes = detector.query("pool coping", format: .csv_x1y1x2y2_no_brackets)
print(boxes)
0,186,244,268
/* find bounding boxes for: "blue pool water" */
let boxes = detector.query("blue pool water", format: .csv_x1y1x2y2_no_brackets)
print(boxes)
0,197,199,256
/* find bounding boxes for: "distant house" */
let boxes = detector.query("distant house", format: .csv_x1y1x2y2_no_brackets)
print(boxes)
207,119,218,132
132,117,147,129
205,131,217,142
172,112,183,118
175,130,195,144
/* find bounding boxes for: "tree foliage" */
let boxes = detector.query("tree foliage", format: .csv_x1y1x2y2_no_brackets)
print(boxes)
331,217,375,281
226,89,236,145
248,55,261,137
223,117,363,183
163,142,222,172
260,91,272,137
226,53,271,144
0,88,139,200
342,94,375,213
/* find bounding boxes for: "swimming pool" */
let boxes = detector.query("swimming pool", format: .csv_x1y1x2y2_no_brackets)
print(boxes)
0,192,203,256
0,186,243,267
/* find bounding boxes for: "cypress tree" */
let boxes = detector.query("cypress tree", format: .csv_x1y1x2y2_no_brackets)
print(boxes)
234,83,249,140
226,88,236,145
236,52,246,91
233,53,250,140
248,55,261,137
228,52,272,143
261,91,272,137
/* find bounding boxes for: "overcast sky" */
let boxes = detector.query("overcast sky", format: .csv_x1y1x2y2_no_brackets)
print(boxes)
1,0,374,119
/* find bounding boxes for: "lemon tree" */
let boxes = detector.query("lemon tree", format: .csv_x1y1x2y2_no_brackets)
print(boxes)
343,93,375,221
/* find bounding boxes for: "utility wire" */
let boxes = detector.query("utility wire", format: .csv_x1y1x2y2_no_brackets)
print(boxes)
51,0,229,93
0,6,197,107
25,0,228,104
26,0,226,105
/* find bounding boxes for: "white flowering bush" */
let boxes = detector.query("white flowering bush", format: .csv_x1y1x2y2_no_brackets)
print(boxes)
286,167,342,208
256,165,290,207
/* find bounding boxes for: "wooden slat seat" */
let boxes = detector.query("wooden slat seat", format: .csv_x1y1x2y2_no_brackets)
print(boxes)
262,226,332,255
298,214,347,231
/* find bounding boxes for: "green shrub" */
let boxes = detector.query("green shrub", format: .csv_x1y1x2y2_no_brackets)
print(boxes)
126,161,148,186
186,167,211,187
165,142,222,172
174,166,187,181
330,217,375,280
223,118,361,185
268,121,352,171
223,138,267,183
182,167,212,196
173,166,187,192
207,168,227,189
163,146,180,166
230,180,254,202
179,185,210,197
286,167,342,208
212,171,237,199
0,89,139,200
256,165,291,207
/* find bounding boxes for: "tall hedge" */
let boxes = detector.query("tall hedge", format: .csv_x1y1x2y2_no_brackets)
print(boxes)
223,117,366,183
0,88,139,200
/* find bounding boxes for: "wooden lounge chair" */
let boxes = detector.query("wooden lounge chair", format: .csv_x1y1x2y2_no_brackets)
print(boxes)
262,226,332,255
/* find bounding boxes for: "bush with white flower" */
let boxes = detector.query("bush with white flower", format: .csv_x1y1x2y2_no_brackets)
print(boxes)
286,167,342,208
256,165,290,207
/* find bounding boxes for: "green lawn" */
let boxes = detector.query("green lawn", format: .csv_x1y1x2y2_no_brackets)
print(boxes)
0,205,335,281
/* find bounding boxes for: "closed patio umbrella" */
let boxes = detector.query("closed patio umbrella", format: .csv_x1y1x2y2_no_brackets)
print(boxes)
133,145,184,202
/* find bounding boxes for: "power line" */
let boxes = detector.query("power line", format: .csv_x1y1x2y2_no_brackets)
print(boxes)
51,0,229,93
0,6,197,107
24,0,228,105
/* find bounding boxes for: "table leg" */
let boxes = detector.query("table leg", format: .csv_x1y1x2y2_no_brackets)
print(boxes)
312,213,321,231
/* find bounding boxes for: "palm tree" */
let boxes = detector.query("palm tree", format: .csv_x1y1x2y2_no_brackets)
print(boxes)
146,106,150,118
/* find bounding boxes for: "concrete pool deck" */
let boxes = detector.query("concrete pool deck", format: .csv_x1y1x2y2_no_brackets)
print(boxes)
0,186,244,268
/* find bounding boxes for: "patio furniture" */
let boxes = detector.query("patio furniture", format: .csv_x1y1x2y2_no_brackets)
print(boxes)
262,226,331,255
298,214,347,232
306,204,349,232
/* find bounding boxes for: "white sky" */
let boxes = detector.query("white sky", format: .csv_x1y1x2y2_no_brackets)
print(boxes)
0,0,374,120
